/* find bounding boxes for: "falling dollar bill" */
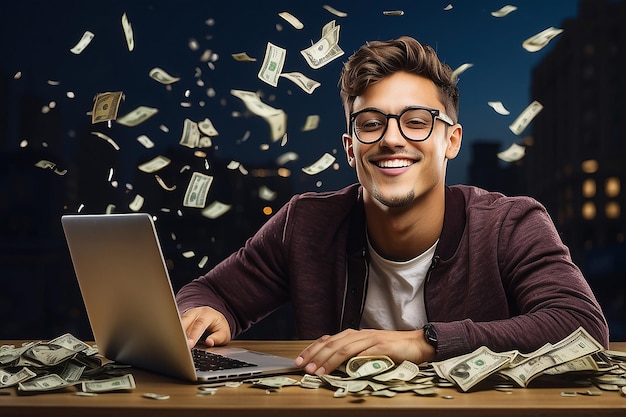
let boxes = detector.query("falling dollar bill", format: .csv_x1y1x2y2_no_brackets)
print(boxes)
452,63,473,81
231,89,280,117
91,91,123,124
276,151,299,166
230,89,287,141
129,194,144,212
300,23,344,69
497,143,525,162
301,115,320,131
137,135,155,148
198,117,219,136
226,160,241,170
383,10,405,16
183,172,213,208
322,5,347,17
302,153,336,175
180,118,201,148
278,11,304,29
522,27,564,52
258,42,286,87
201,201,231,219
280,72,320,94
34,160,56,170
258,185,277,201
90,131,120,150
321,20,336,36
117,106,158,127
265,110,287,142
491,5,517,17
155,175,176,191
121,12,134,51
509,100,543,135
70,31,94,54
487,101,510,115
138,155,171,173
231,52,257,62
149,67,181,84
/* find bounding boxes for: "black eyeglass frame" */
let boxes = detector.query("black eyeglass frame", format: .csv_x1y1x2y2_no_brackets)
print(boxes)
349,106,455,144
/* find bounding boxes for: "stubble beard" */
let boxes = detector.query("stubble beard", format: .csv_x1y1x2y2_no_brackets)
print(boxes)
372,188,415,208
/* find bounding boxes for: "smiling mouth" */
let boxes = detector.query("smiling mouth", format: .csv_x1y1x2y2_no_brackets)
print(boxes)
375,158,415,168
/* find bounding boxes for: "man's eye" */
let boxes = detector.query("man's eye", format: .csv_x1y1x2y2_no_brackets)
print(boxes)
404,119,429,129
359,120,384,131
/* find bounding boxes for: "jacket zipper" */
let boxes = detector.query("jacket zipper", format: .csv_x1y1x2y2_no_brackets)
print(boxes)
424,255,440,321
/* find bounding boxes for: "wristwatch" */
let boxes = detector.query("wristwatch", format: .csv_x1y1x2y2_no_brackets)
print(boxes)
423,323,438,352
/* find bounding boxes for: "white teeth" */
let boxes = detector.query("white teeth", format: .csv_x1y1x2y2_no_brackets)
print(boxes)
377,159,413,168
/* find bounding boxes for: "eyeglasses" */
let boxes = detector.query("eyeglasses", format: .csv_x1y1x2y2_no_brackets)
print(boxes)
349,106,455,144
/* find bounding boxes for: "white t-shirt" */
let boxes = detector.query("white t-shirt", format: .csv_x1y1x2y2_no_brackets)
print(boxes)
360,237,438,330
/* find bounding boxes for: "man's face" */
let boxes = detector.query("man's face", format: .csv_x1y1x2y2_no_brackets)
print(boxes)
343,71,462,209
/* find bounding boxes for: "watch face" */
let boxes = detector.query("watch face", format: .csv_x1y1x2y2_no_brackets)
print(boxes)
424,324,437,346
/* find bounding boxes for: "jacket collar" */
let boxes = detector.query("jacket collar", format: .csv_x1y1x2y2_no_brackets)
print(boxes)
436,185,467,262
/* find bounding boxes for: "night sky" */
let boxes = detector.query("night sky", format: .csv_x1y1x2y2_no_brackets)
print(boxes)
1,0,580,190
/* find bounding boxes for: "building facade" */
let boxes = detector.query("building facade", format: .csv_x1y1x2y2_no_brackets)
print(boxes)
524,0,626,337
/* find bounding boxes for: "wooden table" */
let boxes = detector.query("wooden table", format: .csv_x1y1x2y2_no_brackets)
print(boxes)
1,340,625,417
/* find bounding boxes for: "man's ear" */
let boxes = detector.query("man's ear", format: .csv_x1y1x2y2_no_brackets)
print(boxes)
342,133,356,167
445,123,463,160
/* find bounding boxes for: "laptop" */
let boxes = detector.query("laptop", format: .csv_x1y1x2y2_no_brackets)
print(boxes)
61,212,300,382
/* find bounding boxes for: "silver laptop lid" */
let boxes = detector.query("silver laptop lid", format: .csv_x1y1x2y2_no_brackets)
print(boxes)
61,213,300,382
61,213,198,381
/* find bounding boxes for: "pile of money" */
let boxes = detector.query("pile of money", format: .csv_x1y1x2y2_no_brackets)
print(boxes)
244,327,626,399
432,327,626,392
245,356,441,399
0,333,135,394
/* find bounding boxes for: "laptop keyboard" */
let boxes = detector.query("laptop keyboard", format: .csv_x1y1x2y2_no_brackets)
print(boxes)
192,349,257,372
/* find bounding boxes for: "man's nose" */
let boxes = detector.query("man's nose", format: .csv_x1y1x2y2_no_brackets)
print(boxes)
379,117,406,147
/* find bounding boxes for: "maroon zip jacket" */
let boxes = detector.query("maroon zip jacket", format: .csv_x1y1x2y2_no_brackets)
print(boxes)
175,183,609,360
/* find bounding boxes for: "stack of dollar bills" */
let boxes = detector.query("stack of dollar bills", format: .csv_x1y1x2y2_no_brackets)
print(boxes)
243,327,626,398
0,333,135,394
431,327,626,393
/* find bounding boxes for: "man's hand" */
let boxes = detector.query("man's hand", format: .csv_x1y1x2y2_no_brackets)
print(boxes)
294,328,435,375
180,306,232,349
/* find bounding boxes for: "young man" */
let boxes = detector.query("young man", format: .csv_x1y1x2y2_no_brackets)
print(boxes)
176,36,609,375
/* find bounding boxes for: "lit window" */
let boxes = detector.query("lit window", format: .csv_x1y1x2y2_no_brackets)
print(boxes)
605,202,620,219
582,202,596,220
277,168,291,177
605,177,621,198
581,159,599,174
582,179,596,198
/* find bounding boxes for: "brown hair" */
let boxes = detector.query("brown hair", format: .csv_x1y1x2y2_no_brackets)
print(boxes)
339,36,459,125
